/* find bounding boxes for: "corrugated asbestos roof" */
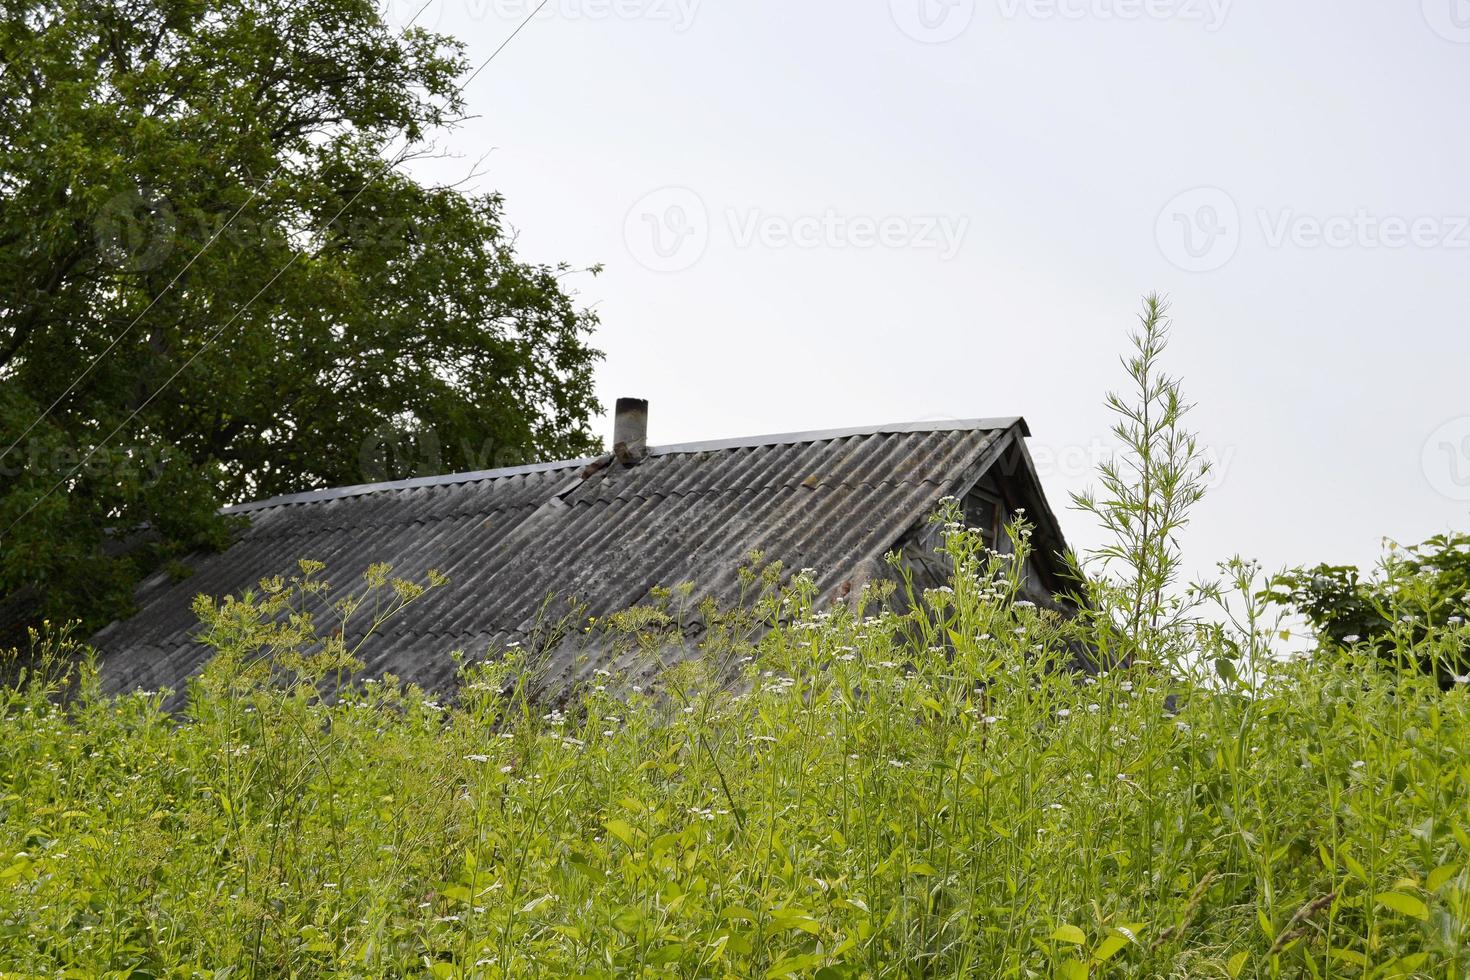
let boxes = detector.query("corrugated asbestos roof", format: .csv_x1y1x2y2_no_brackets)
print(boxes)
95,418,1030,703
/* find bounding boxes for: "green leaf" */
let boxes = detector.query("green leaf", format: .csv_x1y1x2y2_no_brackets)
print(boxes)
1328,948,1367,967
647,944,684,965
612,907,644,934
767,953,824,977
0,860,32,882
1256,907,1276,941
519,894,554,914
1226,950,1250,978
1056,958,1089,980
1092,934,1128,962
1428,863,1459,892
604,818,637,848
768,908,822,935
1375,891,1429,920
650,831,682,857
1050,924,1087,945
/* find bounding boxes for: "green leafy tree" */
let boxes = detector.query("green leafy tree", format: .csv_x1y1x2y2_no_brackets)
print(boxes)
1269,532,1470,684
0,0,603,632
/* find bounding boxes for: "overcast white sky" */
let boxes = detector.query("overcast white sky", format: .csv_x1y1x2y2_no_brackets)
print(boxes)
403,0,1470,581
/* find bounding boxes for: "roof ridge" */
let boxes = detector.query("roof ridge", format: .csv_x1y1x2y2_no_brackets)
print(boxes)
222,417,1027,516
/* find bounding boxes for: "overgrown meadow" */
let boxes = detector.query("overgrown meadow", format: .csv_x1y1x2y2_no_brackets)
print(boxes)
5,529,1470,978
5,299,1470,977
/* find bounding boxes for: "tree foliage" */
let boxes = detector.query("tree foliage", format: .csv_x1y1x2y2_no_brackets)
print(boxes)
0,0,603,631
1269,532,1470,684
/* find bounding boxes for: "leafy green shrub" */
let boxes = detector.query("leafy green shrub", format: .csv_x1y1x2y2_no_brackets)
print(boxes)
1269,531,1470,684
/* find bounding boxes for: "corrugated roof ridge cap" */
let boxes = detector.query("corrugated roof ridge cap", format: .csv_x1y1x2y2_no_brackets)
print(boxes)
649,417,1025,456
223,456,599,514
222,417,1028,515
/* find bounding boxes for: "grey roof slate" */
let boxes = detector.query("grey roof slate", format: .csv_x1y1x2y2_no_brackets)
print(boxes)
95,417,1057,703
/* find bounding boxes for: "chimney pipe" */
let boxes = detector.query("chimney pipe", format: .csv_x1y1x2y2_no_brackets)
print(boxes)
612,397,648,464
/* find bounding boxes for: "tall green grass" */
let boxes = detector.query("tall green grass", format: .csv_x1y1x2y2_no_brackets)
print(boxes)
3,525,1469,977
5,296,1468,977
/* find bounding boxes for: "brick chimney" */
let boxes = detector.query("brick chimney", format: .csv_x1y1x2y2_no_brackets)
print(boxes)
612,397,648,465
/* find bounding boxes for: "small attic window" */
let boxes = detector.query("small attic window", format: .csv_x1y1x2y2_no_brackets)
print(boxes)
966,490,1002,547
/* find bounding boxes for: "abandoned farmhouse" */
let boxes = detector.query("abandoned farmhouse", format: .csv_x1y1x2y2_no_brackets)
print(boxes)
95,402,1072,701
